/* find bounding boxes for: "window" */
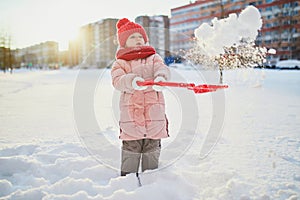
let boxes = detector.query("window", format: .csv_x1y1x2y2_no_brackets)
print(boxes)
292,10,299,16
283,38,289,42
231,5,241,10
265,23,272,28
266,7,272,11
265,40,271,44
283,3,291,8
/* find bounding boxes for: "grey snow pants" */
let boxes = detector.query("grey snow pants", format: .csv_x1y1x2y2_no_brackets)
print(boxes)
121,139,161,176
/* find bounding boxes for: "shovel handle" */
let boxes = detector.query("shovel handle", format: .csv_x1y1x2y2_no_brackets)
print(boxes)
137,80,228,94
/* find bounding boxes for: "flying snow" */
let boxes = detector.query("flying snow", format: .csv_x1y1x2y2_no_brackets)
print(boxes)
194,5,262,56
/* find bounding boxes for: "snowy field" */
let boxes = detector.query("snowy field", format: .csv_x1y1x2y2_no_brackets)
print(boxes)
0,67,299,200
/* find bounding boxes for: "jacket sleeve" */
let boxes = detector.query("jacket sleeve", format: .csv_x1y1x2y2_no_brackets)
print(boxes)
111,60,137,92
153,54,171,81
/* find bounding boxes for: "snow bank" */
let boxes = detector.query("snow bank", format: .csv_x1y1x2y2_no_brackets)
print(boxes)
276,60,300,69
0,140,198,200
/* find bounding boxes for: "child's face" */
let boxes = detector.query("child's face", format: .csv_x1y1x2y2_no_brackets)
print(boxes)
125,33,145,47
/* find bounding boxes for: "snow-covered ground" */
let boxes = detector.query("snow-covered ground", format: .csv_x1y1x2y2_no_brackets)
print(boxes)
0,67,299,200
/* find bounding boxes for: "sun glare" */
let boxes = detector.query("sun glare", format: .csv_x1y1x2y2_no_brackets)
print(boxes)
2,0,177,51
7,0,86,51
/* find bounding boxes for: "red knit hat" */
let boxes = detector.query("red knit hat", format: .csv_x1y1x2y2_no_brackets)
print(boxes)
116,18,148,47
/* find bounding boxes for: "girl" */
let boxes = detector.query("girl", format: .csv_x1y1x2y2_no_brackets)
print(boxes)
111,18,170,176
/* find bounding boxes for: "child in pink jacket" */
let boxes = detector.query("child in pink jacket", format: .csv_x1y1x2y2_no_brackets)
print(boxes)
111,18,170,176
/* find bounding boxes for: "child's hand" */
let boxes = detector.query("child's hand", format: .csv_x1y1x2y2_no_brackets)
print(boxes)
132,77,147,90
152,76,166,91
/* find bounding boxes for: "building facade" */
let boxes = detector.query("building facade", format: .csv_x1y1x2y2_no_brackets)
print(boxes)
79,18,118,68
135,15,170,58
170,0,300,61
14,41,59,69
68,39,80,67
257,0,300,62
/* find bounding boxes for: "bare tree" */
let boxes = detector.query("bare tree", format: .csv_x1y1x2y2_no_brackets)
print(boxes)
0,31,13,73
219,0,225,83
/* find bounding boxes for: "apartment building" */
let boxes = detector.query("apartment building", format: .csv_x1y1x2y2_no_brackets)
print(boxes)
68,39,80,67
170,0,300,61
14,41,59,69
258,0,300,61
135,15,170,58
79,18,118,68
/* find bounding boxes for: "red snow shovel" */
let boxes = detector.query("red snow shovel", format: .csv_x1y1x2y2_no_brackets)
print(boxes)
137,80,228,94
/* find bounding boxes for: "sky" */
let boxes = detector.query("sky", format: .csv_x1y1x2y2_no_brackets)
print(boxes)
0,0,190,51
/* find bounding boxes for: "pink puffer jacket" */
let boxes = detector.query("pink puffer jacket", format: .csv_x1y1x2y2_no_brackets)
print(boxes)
111,54,170,141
